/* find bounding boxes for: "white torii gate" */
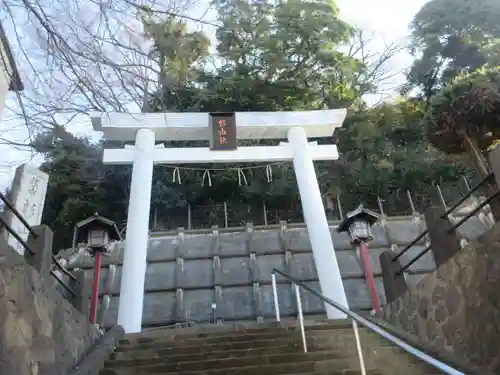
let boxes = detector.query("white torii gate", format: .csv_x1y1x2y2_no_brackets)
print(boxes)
91,109,350,333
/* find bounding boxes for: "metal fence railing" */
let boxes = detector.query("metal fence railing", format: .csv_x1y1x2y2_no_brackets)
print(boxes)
151,202,303,230
391,173,497,275
0,190,78,297
149,200,414,233
144,175,482,233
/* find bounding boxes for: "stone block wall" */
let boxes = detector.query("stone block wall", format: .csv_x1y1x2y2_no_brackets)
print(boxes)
381,220,500,373
0,238,101,375
62,214,490,329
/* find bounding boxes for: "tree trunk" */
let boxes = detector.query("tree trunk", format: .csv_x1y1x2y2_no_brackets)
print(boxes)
462,133,500,221
463,133,489,178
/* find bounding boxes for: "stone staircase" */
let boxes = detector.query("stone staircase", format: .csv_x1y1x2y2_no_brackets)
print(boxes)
99,320,445,375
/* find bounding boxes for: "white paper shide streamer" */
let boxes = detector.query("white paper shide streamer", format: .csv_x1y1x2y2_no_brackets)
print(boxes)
169,164,278,186
266,165,273,182
172,167,181,184
202,169,212,187
237,168,248,186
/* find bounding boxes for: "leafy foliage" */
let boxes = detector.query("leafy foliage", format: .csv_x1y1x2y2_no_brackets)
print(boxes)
145,0,368,208
327,100,472,213
35,129,131,250
403,0,500,102
425,67,500,155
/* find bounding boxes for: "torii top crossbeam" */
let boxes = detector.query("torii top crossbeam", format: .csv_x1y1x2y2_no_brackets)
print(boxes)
90,109,347,142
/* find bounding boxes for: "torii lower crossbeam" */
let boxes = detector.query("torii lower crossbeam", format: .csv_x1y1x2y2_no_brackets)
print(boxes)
102,144,339,164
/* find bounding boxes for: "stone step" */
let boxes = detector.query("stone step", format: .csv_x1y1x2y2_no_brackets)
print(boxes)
99,358,383,375
112,337,355,360
102,370,381,375
105,350,351,373
104,320,445,375
110,341,305,362
109,342,409,366
121,329,295,346
108,343,441,374
118,326,381,348
122,320,355,344
126,319,352,340
115,332,395,356
117,337,296,355
119,327,361,349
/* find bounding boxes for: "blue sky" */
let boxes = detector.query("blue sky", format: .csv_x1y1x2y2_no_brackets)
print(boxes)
0,0,429,189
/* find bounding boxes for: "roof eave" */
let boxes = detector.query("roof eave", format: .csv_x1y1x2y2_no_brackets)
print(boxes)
0,22,23,91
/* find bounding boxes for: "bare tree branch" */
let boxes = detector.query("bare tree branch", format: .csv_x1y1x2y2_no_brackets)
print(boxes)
345,28,405,97
1,0,201,151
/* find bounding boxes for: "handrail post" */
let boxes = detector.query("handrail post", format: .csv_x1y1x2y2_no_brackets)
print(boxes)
294,284,307,353
271,273,280,322
352,321,367,375
487,147,500,221
69,269,91,316
380,250,408,304
25,224,53,277
425,206,461,267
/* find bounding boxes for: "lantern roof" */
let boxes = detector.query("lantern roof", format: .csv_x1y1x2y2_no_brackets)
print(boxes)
74,212,122,242
337,204,380,233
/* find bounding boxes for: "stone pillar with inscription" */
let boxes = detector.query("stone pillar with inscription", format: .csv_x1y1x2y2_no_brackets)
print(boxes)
3,164,49,256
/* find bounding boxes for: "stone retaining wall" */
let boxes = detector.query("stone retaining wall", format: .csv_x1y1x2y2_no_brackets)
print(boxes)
62,214,489,328
0,238,100,375
381,220,500,373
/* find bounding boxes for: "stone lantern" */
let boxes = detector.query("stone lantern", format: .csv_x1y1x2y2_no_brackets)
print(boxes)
337,204,380,244
74,213,121,324
338,204,381,312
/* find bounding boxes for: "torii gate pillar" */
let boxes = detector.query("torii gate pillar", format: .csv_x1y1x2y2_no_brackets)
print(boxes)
116,128,155,333
287,126,349,319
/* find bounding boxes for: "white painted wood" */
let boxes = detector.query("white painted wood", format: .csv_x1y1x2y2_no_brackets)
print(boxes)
287,126,348,318
124,143,165,149
102,144,339,165
117,128,155,334
90,109,347,141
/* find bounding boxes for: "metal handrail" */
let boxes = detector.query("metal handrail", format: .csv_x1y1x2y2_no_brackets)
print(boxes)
392,229,428,261
393,174,497,270
0,215,35,255
448,191,500,232
397,244,431,275
50,269,76,297
52,255,78,282
0,191,78,299
0,190,38,238
441,174,493,219
0,190,38,256
271,268,465,375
